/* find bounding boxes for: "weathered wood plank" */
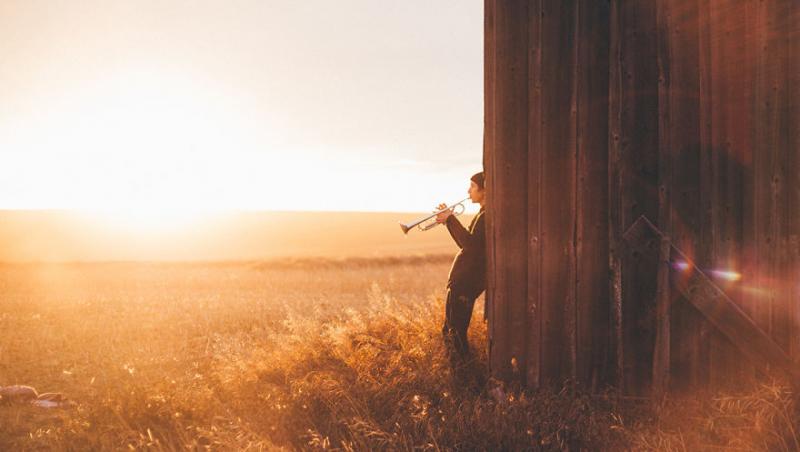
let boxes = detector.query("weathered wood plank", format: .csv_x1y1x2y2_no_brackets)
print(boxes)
608,0,625,392
539,0,577,388
698,0,716,391
701,0,753,391
488,0,529,383
525,0,542,389
660,0,709,393
766,0,797,361
576,0,610,392
618,0,661,397
784,1,800,364
654,0,674,396
752,0,774,354
483,0,496,361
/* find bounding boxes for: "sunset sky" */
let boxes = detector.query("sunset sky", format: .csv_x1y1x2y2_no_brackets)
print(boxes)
0,0,483,214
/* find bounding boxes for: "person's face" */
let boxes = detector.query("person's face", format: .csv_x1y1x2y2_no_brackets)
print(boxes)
468,180,485,203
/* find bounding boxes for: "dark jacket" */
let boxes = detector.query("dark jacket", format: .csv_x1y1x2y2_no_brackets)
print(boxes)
444,205,486,293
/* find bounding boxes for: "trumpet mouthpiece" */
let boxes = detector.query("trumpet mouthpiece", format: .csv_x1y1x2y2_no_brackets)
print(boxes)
399,222,410,234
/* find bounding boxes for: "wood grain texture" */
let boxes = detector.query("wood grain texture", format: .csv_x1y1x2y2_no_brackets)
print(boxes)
576,0,611,392
539,0,577,388
624,216,799,381
525,0,542,389
617,0,661,397
608,0,625,392
486,0,529,382
484,0,799,394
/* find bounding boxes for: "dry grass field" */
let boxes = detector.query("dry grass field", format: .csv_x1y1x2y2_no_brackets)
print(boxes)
1,255,798,451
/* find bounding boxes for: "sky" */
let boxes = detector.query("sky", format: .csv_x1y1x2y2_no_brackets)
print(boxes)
0,0,483,214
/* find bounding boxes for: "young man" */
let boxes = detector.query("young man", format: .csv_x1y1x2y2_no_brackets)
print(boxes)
435,171,486,361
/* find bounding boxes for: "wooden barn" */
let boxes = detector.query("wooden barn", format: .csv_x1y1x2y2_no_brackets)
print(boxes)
482,0,799,397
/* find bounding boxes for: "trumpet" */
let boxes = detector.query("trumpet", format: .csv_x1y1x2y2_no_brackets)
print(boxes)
399,197,470,234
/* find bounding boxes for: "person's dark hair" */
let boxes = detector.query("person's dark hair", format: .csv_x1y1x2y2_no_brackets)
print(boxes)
470,172,485,190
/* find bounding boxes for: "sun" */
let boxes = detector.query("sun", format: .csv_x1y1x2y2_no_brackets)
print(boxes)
4,64,278,215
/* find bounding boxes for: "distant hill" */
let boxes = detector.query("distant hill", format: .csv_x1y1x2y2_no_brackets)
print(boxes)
0,210,472,262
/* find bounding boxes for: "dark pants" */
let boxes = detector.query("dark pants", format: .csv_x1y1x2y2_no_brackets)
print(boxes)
441,281,485,360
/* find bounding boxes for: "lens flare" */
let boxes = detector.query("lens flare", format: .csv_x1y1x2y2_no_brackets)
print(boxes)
710,270,742,281
672,260,742,282
672,260,691,272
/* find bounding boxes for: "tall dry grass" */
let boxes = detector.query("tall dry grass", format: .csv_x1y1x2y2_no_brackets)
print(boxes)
0,257,797,450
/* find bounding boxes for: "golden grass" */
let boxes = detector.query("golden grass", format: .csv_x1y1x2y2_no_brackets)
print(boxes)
0,256,797,450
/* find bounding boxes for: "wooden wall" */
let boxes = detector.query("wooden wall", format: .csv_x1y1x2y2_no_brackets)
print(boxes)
484,0,612,391
484,0,799,395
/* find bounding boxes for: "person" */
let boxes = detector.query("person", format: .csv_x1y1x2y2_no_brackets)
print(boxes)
435,171,486,362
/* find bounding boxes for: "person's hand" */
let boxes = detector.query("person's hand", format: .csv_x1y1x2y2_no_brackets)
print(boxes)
435,202,453,223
